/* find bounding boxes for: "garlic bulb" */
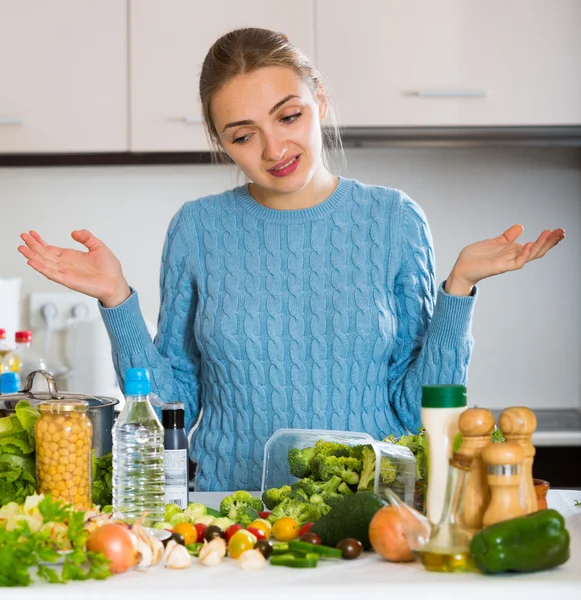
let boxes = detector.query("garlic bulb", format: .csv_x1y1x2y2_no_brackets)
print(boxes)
164,540,192,569
238,549,266,570
198,538,227,566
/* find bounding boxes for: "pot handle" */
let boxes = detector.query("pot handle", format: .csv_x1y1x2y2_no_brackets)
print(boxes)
22,370,65,399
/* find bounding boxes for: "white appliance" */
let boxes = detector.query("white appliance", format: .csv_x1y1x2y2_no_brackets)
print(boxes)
0,277,21,347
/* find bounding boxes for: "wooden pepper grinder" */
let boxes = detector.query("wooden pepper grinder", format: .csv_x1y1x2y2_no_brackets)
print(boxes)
482,442,526,527
499,407,537,514
457,408,495,530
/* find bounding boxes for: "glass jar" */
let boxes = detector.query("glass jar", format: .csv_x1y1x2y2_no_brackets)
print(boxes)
35,400,93,508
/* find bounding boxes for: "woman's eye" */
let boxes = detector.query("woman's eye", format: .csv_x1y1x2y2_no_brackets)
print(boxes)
233,134,252,144
281,112,302,123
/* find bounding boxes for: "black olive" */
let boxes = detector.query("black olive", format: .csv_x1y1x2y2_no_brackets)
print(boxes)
171,532,186,546
299,532,322,545
336,537,363,560
204,525,223,542
255,539,273,559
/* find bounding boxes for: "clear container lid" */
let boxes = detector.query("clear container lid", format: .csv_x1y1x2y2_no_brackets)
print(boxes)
38,399,89,414
261,428,417,504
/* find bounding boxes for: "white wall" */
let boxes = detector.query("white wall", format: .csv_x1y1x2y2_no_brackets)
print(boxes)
0,147,579,410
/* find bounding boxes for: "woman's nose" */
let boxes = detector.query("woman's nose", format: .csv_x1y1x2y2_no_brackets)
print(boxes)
263,134,287,162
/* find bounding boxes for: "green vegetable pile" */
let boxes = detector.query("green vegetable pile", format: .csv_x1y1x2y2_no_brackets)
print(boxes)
0,401,40,506
0,494,111,587
153,500,232,530
91,451,113,510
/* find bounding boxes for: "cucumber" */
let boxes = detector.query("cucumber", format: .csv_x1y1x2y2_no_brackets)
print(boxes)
310,491,387,550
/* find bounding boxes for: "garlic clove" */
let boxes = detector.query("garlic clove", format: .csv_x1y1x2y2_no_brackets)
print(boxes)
164,540,192,569
238,549,266,570
135,538,153,570
199,551,223,567
205,537,227,558
150,535,165,566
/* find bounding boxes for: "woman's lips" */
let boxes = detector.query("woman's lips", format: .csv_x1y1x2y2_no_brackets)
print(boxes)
267,154,300,177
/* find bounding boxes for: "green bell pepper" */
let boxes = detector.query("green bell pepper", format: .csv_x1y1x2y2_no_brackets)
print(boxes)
270,553,319,568
470,509,570,574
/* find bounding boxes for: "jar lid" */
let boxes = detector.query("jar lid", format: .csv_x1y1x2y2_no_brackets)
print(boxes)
38,399,89,414
422,385,467,408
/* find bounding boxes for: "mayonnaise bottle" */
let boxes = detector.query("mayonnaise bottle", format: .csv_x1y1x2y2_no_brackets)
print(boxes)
422,385,467,525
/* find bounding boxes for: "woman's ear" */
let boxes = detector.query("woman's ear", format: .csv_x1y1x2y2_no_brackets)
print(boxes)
316,85,329,122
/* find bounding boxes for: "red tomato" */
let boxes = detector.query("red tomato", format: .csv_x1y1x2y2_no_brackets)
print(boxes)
299,522,315,537
225,524,244,541
245,527,266,541
258,511,272,519
194,523,207,544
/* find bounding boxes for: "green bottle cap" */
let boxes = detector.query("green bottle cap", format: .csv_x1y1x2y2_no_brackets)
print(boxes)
422,385,467,408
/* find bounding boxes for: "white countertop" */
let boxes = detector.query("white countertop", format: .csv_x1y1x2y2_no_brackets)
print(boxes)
8,489,581,600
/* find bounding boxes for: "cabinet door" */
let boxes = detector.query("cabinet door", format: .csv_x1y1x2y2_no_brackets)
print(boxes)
316,0,581,127
0,0,127,153
130,0,314,151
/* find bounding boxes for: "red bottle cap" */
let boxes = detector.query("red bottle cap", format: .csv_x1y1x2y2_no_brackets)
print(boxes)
0,328,6,339
15,330,32,343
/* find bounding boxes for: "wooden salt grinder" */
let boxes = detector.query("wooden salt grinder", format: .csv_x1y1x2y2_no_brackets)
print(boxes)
499,407,537,514
482,442,526,527
457,408,495,530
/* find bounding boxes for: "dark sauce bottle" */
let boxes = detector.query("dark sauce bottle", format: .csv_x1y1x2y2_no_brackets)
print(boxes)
162,402,189,509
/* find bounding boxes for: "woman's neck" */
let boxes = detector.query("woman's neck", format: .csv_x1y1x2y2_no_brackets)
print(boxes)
249,167,339,211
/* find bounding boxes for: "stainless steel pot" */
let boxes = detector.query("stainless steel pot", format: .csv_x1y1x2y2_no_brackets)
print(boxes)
0,370,119,456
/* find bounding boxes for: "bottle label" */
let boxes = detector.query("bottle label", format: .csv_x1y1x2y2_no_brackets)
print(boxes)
164,448,188,509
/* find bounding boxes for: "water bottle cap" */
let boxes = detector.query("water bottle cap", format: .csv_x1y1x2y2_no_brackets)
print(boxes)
0,371,20,394
124,368,151,396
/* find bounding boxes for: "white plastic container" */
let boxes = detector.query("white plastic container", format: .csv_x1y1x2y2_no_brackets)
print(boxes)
422,385,467,525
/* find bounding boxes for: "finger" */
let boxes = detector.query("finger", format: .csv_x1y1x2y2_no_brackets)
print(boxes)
29,230,63,257
20,232,60,265
71,229,104,252
496,224,524,245
25,257,67,286
535,228,566,259
526,230,553,261
516,242,535,268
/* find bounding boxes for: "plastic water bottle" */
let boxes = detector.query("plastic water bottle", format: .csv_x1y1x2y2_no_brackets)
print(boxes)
112,368,165,525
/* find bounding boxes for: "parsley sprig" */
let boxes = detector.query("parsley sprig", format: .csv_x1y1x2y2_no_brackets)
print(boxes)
0,495,111,587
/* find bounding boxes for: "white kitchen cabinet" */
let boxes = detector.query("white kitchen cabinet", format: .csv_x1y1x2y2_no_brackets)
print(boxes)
0,0,128,153
130,0,315,151
316,0,581,127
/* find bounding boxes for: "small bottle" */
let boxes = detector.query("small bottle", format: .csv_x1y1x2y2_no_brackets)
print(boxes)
457,408,495,530
0,328,11,367
162,402,189,509
422,385,467,525
418,453,477,573
482,441,526,527
499,407,537,514
112,368,165,526
0,371,20,395
3,331,47,389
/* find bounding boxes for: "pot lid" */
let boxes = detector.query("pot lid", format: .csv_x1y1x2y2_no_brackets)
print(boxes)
0,370,119,411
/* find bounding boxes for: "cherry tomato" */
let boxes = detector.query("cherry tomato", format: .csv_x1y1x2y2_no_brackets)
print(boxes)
225,524,244,541
336,537,363,560
272,517,299,542
299,522,315,537
258,511,272,519
194,523,207,543
172,522,197,545
228,529,257,559
248,518,272,539
204,525,223,542
255,539,274,559
300,531,322,545
246,527,266,541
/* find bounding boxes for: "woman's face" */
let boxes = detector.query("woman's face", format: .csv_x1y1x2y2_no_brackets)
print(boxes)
211,66,328,194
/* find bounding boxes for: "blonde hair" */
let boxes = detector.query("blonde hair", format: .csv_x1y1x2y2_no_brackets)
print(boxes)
199,27,344,172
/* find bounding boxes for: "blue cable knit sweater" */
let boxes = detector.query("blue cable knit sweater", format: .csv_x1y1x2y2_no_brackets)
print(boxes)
100,177,476,491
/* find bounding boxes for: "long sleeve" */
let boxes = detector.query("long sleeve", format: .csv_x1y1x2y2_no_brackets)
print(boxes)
99,207,201,431
387,196,476,433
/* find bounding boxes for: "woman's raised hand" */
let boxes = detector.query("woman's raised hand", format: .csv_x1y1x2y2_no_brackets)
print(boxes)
18,229,131,308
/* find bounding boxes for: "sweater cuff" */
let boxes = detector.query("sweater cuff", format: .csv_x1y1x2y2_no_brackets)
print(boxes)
428,281,478,348
99,288,153,356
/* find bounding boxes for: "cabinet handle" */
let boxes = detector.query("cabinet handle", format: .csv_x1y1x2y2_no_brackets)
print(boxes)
0,118,23,126
183,116,203,124
414,90,488,98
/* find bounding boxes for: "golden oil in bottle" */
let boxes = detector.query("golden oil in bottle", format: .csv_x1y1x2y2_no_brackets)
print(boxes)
418,548,477,573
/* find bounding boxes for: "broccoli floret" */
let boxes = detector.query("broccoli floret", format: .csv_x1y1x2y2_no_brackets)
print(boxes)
288,447,316,478
291,478,318,497
357,445,377,491
262,485,293,510
338,481,355,496
236,506,260,527
310,440,352,477
379,457,397,485
219,490,263,521
318,456,361,485
384,432,427,481
269,496,319,526
323,494,345,510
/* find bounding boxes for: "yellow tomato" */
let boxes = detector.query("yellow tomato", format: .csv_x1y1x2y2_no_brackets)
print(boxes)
248,518,272,539
272,517,299,542
172,521,197,545
228,529,257,559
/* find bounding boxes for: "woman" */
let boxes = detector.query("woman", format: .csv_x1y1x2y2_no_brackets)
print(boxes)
18,28,564,491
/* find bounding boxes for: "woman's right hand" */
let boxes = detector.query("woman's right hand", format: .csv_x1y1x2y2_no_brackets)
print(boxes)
18,229,131,308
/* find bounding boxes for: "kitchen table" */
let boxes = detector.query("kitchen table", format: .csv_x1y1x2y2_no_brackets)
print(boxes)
8,489,581,600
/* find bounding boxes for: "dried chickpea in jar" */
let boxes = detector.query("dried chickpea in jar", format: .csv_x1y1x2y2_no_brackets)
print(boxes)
35,400,93,509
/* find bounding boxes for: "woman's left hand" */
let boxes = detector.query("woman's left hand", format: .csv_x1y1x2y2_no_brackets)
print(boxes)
445,224,566,296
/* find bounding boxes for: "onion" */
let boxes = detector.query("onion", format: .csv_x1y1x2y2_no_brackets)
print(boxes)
369,506,415,562
86,523,141,573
